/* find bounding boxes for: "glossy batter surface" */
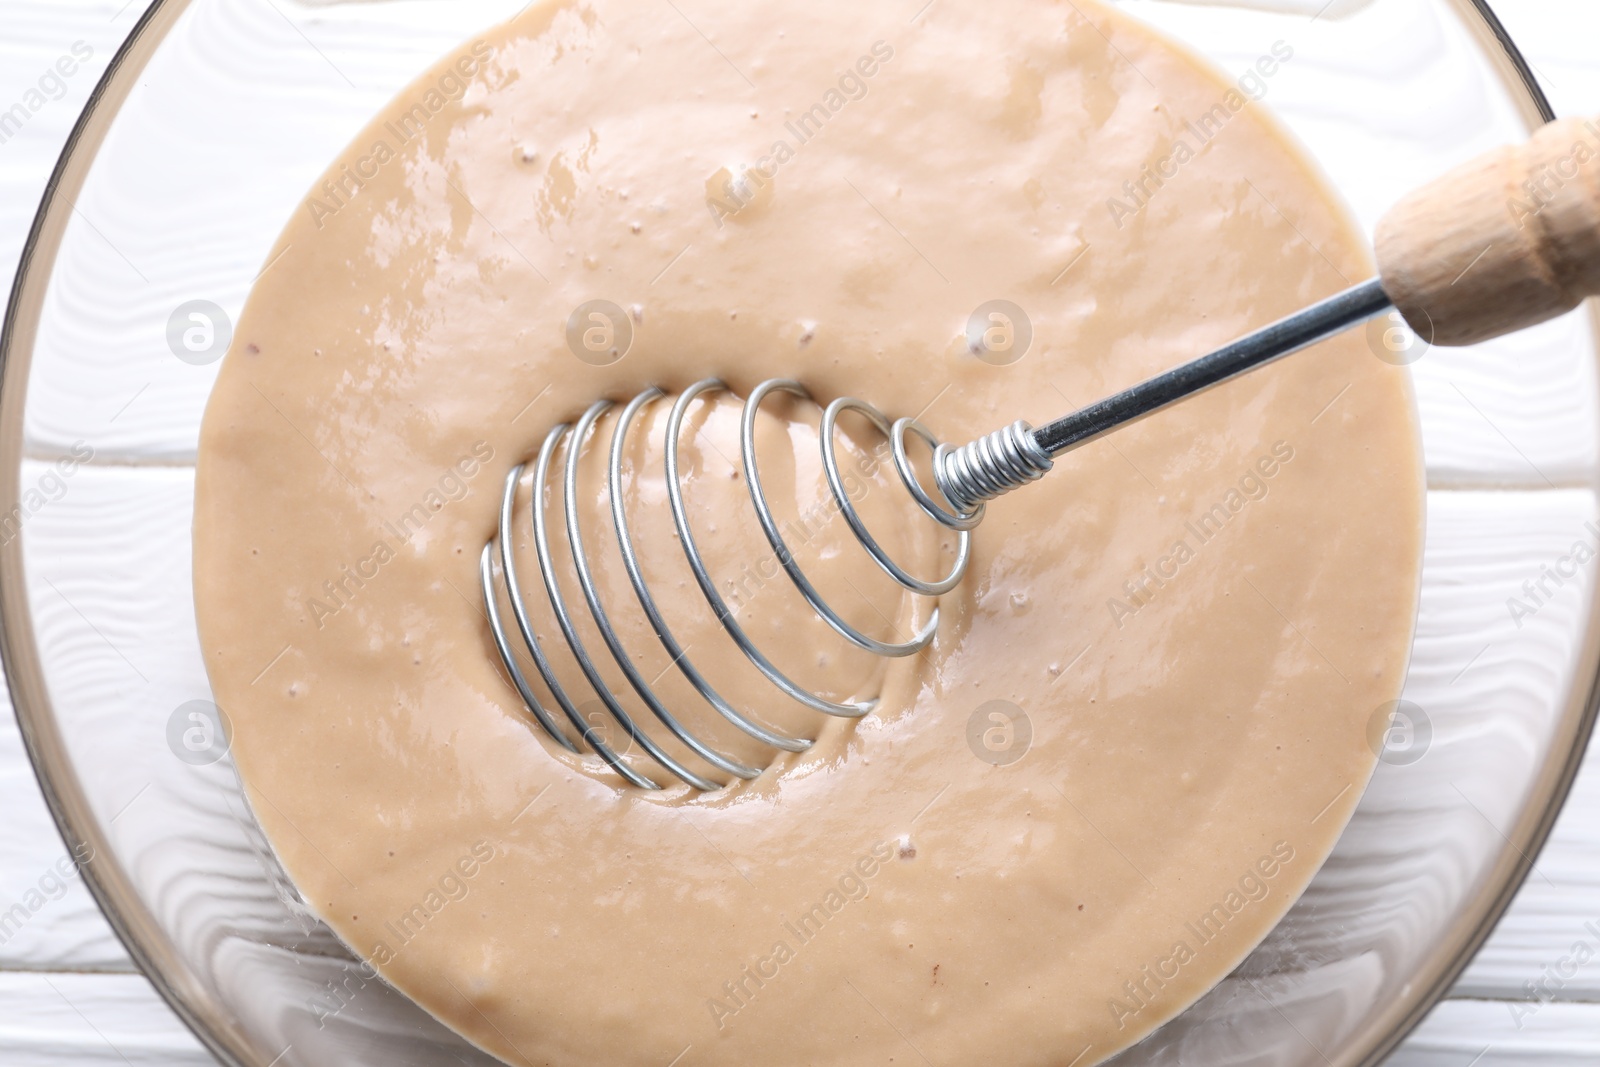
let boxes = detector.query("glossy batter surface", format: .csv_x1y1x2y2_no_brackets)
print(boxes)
192,1,1425,1063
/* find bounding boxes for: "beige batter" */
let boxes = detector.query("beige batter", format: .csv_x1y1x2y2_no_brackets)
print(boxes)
192,0,1425,1064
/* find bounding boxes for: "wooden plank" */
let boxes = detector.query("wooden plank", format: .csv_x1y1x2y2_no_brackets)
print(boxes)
11,460,330,964
1398,488,1600,1002
0,972,209,1065
3,980,1599,1067
1394,998,1600,1066
1413,311,1600,489
0,3,154,287
12,463,1600,1047
14,0,523,461
8,0,1596,488
1119,488,1600,1065
1118,0,1600,487
0,708,130,971
6,0,1600,1061
1456,734,1600,999
0,0,162,990
12,460,487,1063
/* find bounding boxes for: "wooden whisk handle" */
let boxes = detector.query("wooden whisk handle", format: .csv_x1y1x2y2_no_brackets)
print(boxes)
1376,115,1600,347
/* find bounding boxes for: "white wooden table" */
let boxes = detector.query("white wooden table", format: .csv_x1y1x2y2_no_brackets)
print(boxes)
2,0,1599,1062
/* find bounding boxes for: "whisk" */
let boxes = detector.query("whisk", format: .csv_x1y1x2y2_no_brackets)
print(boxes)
482,115,1600,790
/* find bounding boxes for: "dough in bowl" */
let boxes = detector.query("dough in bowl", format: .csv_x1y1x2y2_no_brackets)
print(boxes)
193,0,1424,1063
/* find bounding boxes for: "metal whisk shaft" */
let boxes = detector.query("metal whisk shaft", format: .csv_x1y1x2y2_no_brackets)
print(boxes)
934,279,1393,510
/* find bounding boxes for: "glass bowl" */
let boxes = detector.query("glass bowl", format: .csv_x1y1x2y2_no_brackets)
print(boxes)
3,0,1595,1064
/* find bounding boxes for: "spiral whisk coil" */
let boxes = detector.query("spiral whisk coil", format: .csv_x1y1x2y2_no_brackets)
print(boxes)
480,377,994,790
935,421,1054,514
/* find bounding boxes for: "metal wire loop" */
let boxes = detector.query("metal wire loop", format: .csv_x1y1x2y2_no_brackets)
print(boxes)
891,417,985,532
742,382,936,657
482,377,982,791
820,399,968,597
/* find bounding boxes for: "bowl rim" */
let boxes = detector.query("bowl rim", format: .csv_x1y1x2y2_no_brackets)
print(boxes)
0,2,1587,1065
